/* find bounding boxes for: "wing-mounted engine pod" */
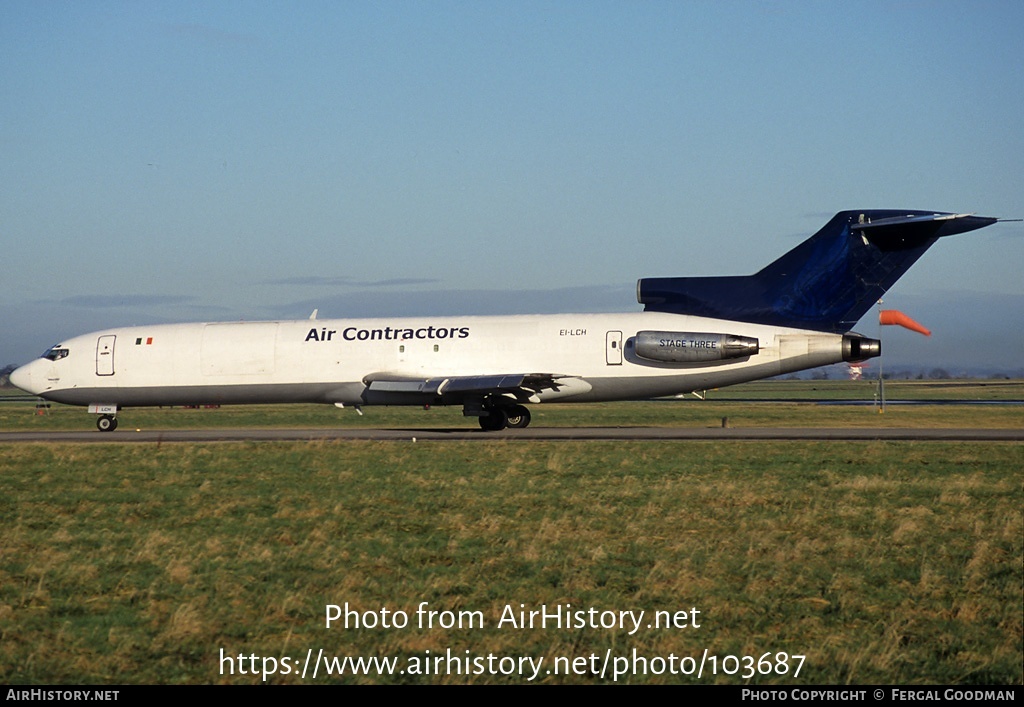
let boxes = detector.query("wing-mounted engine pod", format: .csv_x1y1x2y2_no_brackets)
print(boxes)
842,335,881,362
635,331,759,363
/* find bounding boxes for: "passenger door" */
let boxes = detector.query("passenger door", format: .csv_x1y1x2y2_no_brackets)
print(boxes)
606,331,623,365
96,335,116,376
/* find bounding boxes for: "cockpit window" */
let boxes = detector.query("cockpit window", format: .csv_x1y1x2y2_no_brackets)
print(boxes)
42,346,69,361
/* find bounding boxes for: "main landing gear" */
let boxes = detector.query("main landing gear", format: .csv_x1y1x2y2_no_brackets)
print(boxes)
96,414,119,432
478,404,531,431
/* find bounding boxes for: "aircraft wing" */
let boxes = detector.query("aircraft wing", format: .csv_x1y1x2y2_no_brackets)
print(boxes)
361,372,587,404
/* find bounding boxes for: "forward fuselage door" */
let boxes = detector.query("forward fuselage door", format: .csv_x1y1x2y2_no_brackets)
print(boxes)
96,335,116,376
606,330,623,365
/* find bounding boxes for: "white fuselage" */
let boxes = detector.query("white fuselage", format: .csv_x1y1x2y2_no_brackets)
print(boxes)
12,311,851,408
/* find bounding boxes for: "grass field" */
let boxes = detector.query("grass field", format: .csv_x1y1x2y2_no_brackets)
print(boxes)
1,441,1019,685
1,382,1021,684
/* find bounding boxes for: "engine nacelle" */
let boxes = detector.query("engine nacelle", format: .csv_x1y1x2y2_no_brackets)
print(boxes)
635,331,759,363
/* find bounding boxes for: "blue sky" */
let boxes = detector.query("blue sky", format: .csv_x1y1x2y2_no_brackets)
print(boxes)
2,1,1022,372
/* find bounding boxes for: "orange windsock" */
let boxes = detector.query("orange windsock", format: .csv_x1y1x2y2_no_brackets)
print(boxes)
879,310,931,336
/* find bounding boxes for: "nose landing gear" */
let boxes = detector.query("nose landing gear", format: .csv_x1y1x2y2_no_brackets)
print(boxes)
96,414,119,432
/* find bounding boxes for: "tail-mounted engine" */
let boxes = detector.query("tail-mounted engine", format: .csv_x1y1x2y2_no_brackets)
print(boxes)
634,331,759,363
842,335,881,362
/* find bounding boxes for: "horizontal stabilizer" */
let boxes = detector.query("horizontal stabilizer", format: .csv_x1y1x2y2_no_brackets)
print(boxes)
850,212,998,245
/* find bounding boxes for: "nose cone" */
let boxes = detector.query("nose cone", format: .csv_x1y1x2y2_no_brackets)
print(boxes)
9,362,38,394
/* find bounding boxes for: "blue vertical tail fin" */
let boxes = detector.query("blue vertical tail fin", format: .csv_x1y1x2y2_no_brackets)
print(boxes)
637,210,997,332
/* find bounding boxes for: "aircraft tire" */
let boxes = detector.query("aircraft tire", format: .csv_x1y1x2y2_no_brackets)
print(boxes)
478,408,508,431
97,415,118,432
505,405,531,429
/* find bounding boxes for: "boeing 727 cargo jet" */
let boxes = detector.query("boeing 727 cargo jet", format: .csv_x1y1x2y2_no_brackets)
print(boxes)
10,210,998,431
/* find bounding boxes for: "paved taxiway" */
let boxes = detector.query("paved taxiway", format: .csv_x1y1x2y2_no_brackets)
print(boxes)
2,427,1022,443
